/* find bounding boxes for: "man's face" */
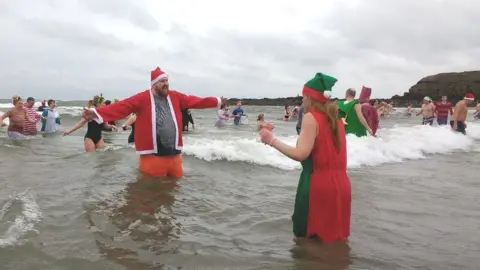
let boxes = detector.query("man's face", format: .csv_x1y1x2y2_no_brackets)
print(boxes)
441,96,447,102
49,101,56,108
27,100,35,108
152,78,169,96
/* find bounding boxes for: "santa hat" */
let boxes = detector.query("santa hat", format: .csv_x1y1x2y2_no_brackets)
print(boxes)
359,86,372,103
302,73,337,102
151,67,168,86
464,93,475,100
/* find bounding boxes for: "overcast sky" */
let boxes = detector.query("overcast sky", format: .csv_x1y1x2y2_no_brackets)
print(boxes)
0,0,478,100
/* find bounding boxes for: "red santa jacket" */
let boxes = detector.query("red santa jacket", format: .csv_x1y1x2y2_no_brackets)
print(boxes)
90,89,220,155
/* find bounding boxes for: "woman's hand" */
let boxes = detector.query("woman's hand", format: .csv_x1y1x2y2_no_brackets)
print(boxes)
63,129,72,136
259,128,276,145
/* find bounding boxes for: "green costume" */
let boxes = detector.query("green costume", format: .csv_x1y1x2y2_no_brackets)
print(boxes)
338,100,367,137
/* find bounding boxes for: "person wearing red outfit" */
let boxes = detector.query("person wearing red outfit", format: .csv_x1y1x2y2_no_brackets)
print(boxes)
81,67,227,177
259,73,351,243
435,95,453,125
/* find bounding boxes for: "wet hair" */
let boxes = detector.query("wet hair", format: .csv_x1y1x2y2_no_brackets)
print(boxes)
346,88,356,98
12,95,22,105
47,99,55,106
105,100,112,105
257,113,264,121
306,96,341,151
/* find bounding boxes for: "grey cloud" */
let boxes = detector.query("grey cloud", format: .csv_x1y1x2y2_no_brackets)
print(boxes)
80,0,159,31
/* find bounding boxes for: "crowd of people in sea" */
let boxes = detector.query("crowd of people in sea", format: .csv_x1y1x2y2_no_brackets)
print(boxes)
1,67,479,245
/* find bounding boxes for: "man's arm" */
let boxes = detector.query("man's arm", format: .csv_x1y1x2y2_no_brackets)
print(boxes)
89,91,143,124
176,91,221,110
449,103,454,115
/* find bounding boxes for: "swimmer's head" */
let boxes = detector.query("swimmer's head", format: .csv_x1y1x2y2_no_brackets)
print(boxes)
48,99,56,108
464,93,475,104
151,67,169,97
423,96,432,103
12,95,23,107
220,104,227,110
26,97,35,108
345,88,356,99
257,113,264,121
441,95,447,101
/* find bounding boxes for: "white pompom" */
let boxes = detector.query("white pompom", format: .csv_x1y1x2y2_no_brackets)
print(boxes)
323,91,332,99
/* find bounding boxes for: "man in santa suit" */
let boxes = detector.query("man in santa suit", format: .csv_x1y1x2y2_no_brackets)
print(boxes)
82,67,227,177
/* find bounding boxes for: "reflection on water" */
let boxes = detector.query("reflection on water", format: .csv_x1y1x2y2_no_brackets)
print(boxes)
88,173,181,269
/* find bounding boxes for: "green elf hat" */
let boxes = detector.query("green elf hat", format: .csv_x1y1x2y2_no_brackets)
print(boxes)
302,73,338,102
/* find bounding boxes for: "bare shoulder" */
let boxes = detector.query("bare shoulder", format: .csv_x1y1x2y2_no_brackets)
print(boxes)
303,112,315,123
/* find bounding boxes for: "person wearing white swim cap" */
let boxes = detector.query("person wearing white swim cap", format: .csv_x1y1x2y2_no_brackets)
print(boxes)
416,96,436,125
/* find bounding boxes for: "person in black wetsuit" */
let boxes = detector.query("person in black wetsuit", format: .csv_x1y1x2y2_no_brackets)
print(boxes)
122,113,136,144
63,95,116,152
182,109,194,131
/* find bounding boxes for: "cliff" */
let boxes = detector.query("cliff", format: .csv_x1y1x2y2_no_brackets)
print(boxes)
391,71,480,106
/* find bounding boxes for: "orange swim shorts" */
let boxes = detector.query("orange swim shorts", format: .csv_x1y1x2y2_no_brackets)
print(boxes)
139,154,183,178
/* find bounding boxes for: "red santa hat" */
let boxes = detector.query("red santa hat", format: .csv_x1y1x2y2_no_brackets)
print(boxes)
151,67,168,86
359,86,372,103
464,93,475,100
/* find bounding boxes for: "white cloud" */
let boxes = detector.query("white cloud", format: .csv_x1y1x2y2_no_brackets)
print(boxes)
0,0,478,100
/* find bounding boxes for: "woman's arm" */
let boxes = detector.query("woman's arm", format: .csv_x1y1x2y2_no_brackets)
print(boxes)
103,122,118,131
122,114,137,130
63,118,87,135
268,113,317,161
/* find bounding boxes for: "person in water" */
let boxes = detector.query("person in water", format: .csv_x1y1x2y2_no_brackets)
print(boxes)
406,104,414,116
416,96,436,125
0,96,36,139
256,113,274,131
122,113,136,144
37,100,47,112
337,88,374,137
296,102,305,135
358,86,379,136
435,95,453,125
259,72,350,243
182,109,194,131
63,95,117,152
451,93,475,135
81,66,227,177
41,99,61,133
101,100,118,131
215,104,230,127
283,104,291,120
474,100,480,119
23,97,43,136
231,101,244,125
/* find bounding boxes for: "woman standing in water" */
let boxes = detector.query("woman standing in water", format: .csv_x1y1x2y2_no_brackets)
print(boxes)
63,95,117,152
122,113,136,144
0,96,36,139
259,73,351,243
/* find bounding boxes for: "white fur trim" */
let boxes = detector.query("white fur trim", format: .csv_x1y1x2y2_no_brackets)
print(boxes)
323,91,332,99
136,149,156,155
166,95,182,151
464,97,474,100
216,97,222,108
151,73,168,86
149,90,158,154
89,108,104,124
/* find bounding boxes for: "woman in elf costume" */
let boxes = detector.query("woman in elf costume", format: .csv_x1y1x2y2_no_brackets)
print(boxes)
259,73,351,243
337,88,373,137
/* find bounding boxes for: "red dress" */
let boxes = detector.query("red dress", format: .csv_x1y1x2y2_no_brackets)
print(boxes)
307,111,351,243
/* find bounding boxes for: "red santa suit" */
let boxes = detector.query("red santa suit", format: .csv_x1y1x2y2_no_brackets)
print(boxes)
88,67,221,177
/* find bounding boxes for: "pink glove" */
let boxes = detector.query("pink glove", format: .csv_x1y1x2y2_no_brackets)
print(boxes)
259,128,276,145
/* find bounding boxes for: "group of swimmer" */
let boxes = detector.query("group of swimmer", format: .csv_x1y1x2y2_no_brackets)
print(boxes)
414,94,477,134
1,66,478,246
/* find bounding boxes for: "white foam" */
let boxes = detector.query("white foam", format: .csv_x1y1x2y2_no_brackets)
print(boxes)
183,123,480,171
0,190,42,247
